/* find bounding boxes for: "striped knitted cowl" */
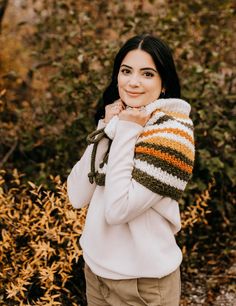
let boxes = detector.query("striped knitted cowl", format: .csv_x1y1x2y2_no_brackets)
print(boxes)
87,98,195,201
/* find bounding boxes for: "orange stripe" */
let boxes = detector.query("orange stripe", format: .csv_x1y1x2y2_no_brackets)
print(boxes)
152,109,189,119
141,128,194,144
152,109,162,115
144,137,194,160
164,111,189,119
135,146,193,174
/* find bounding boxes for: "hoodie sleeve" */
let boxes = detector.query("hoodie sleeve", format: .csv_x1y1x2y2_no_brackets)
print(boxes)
67,120,109,209
103,120,181,231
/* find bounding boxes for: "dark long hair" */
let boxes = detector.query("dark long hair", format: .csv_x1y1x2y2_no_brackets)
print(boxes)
95,34,181,123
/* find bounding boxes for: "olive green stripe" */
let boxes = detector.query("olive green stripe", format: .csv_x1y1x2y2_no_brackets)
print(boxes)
153,115,193,131
176,120,194,130
136,141,194,166
135,154,192,182
154,115,171,125
132,168,182,201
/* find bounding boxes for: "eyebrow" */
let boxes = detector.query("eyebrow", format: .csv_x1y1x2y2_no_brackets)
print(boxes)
120,64,157,73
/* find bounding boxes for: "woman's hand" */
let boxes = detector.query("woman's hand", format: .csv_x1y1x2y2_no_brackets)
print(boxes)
118,108,151,126
104,99,125,123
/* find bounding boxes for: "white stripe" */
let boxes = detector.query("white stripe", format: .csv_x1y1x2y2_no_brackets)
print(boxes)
146,114,193,127
134,159,186,190
156,120,193,135
146,112,165,125
137,132,194,152
144,120,193,136
144,98,191,115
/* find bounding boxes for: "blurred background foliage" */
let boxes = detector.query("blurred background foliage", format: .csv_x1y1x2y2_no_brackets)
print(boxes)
0,0,235,305
1,0,235,221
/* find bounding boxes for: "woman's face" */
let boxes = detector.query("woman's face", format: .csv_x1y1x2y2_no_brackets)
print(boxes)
117,49,163,108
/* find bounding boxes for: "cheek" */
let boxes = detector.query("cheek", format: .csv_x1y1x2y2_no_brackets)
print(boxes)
145,80,161,93
117,73,125,88
117,74,126,98
148,79,162,95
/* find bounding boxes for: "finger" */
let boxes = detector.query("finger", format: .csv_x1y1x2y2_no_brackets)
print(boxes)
112,105,122,112
116,103,124,110
120,109,132,114
139,107,146,112
112,107,122,113
115,100,125,109
106,104,113,110
107,104,118,112
111,106,123,115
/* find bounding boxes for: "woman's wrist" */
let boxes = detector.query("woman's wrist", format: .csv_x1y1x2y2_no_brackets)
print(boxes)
97,119,107,129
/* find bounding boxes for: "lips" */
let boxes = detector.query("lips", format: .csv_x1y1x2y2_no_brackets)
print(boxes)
126,90,144,97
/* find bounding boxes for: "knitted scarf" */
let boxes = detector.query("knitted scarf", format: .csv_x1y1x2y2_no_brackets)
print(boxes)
87,98,195,201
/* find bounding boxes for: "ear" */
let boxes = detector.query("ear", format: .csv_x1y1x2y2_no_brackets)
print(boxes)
159,88,166,99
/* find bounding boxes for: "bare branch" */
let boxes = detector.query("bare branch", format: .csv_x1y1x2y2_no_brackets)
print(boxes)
0,138,18,168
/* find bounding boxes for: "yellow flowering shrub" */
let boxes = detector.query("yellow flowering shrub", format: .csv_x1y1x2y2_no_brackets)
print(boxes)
0,168,214,305
0,169,87,305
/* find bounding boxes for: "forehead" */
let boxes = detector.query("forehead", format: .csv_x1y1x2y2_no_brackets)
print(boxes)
121,49,156,68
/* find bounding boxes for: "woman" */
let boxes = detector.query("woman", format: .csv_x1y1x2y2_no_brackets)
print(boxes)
67,34,195,306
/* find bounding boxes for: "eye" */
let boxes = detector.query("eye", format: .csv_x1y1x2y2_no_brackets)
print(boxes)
143,71,154,78
120,68,131,75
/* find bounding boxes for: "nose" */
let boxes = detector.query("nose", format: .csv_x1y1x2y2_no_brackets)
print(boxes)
128,74,141,87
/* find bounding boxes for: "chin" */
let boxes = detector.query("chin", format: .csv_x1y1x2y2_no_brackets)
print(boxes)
122,98,145,108
125,102,142,108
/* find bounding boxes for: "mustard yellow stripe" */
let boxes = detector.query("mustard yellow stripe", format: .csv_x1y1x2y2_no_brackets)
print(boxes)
141,128,194,145
144,136,194,160
164,111,190,119
135,146,193,174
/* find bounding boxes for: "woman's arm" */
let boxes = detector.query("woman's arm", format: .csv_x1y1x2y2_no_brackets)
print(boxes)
67,100,124,208
104,120,169,224
67,120,109,209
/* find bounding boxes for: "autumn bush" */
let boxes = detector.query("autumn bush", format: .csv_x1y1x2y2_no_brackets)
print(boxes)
0,168,214,305
1,0,235,221
0,169,87,305
0,0,235,304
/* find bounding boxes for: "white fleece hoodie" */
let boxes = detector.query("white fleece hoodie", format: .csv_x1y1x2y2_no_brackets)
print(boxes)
67,119,182,279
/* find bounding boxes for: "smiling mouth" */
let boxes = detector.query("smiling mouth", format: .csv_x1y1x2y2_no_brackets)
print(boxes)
126,91,144,97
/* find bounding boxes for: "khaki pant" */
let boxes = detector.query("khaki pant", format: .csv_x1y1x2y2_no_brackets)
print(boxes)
84,264,181,306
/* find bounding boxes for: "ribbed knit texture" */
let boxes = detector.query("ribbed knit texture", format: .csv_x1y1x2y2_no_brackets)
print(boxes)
88,98,195,201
